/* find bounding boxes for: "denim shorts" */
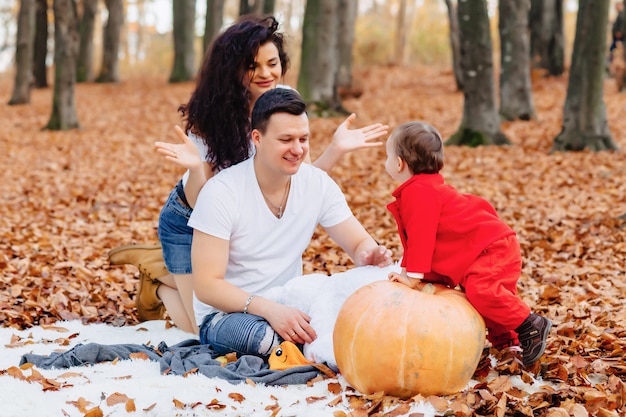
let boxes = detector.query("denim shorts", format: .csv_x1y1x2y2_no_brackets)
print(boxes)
199,312,282,358
157,182,193,274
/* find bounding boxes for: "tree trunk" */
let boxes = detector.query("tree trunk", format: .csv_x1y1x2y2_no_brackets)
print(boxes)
33,0,48,88
617,0,626,92
529,0,564,76
447,0,508,146
393,0,407,65
46,0,79,130
203,0,224,53
170,0,196,83
251,0,264,15
9,0,35,105
239,0,250,15
552,0,617,152
336,0,357,94
444,0,463,91
499,0,535,121
297,0,345,114
263,0,275,15
76,0,98,82
239,0,264,16
282,1,294,41
133,0,146,64
96,0,123,83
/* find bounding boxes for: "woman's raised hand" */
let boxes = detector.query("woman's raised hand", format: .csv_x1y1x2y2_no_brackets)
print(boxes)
155,125,203,169
332,113,388,154
311,114,388,173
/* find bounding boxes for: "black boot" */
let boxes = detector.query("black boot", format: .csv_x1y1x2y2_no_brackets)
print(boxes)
515,313,552,366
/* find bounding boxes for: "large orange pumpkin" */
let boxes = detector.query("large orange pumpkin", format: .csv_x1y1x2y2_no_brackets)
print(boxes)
333,280,486,399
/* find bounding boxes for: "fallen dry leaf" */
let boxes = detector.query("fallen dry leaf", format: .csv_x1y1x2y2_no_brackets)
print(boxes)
66,397,92,413
205,398,227,410
83,406,103,417
106,392,132,407
128,351,150,361
228,392,245,403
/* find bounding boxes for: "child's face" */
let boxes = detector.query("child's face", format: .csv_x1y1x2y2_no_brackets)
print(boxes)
384,134,402,182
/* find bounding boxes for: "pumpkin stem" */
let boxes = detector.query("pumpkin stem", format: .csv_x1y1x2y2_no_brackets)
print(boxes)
420,283,436,294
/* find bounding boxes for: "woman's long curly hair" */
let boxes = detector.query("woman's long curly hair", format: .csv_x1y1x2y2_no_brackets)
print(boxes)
178,15,289,171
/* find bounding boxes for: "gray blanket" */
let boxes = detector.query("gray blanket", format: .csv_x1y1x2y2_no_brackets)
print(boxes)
20,339,320,385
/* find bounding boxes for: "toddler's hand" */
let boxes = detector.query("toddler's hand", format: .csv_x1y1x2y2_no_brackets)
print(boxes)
388,272,419,289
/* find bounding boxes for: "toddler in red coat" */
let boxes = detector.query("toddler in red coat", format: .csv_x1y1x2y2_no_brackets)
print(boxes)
384,121,551,366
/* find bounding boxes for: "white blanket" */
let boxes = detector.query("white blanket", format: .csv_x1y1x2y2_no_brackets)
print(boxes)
2,265,435,417
262,264,399,367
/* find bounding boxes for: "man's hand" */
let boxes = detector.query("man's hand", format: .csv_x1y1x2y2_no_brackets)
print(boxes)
357,245,393,267
262,301,317,345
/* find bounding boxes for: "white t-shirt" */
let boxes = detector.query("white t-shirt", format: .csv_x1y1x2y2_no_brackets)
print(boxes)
188,157,353,322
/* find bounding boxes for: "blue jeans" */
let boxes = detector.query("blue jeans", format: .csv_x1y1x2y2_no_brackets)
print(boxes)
199,312,282,357
157,182,193,274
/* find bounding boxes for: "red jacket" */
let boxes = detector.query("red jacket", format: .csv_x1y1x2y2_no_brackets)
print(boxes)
387,174,515,286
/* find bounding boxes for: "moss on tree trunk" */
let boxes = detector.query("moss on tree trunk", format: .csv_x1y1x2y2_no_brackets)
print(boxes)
446,127,509,147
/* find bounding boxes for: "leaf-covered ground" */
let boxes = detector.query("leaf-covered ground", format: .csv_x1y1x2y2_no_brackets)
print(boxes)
1,66,625,416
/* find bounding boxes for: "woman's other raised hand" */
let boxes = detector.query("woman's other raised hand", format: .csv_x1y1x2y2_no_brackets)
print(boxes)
155,126,203,170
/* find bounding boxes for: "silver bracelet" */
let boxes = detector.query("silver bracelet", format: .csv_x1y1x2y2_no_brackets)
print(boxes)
243,294,256,314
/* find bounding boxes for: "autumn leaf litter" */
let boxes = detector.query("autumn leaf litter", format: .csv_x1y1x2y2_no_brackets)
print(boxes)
0,66,625,416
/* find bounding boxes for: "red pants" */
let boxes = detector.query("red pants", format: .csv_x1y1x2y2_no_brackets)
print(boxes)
461,235,530,347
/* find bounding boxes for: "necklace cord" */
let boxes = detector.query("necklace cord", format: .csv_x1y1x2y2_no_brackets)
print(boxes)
260,178,291,218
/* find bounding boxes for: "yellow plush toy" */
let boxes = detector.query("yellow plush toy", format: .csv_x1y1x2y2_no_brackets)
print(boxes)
268,341,312,370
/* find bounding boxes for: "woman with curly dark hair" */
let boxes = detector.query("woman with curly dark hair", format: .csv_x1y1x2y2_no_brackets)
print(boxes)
109,15,388,334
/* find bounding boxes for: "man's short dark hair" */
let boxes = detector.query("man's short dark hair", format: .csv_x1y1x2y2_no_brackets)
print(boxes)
251,88,307,133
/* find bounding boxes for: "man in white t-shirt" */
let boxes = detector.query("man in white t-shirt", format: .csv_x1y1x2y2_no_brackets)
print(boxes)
188,88,392,358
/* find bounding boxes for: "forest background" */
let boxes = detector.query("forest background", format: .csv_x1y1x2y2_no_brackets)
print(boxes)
0,0,578,78
1,0,625,416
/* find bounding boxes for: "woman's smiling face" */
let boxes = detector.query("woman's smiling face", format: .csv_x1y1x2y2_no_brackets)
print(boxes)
245,41,283,105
